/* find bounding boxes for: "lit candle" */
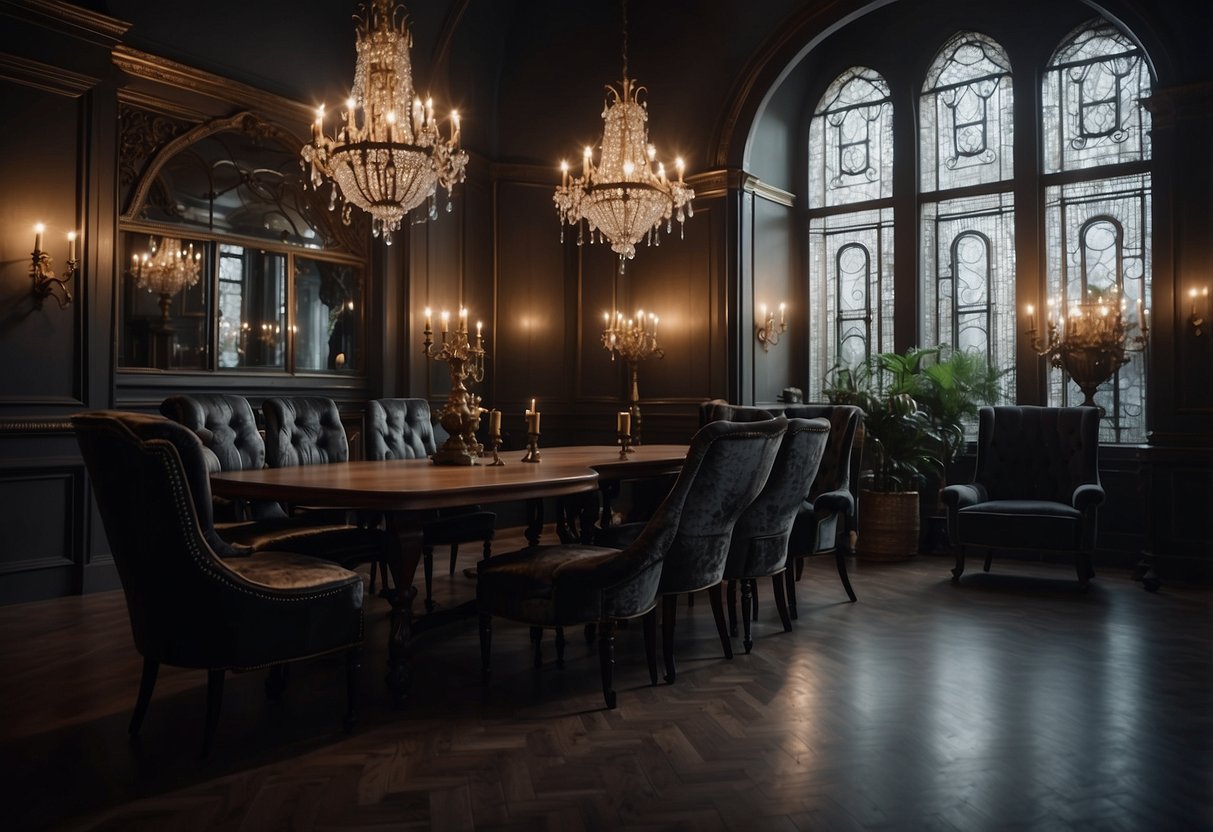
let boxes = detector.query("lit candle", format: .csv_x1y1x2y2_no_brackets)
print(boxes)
617,411,631,436
451,110,460,146
424,306,432,331
583,146,592,178
779,302,787,327
476,320,483,343
489,409,501,436
530,398,536,413
459,307,468,332
675,157,685,183
441,310,450,333
34,223,44,252
426,97,434,125
67,231,76,261
652,315,659,336
759,302,767,323
560,160,569,188
1026,303,1035,331
527,409,541,434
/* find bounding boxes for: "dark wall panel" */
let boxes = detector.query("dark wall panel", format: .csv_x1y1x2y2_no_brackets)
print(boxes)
751,195,796,404
492,181,569,416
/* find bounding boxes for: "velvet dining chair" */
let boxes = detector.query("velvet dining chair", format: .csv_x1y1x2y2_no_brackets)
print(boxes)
366,398,496,609
476,417,787,708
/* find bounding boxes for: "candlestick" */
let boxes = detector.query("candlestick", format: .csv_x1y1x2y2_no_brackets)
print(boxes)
521,429,541,463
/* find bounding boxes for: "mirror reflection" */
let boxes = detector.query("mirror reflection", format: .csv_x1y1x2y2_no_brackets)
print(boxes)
120,232,210,370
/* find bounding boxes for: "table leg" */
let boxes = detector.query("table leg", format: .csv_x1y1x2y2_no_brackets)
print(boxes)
384,511,424,707
525,498,544,546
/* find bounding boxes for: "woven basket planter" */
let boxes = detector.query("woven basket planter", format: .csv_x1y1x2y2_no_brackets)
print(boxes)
856,489,920,561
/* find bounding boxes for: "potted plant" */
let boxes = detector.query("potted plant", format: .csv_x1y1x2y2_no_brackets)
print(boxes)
825,357,943,561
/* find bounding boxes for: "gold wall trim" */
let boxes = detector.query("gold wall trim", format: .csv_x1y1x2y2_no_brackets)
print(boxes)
117,88,210,124
112,45,315,126
0,0,130,46
0,51,97,95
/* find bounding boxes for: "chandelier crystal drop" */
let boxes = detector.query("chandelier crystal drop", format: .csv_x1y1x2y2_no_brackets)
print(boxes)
553,2,693,261
302,0,468,242
133,237,202,297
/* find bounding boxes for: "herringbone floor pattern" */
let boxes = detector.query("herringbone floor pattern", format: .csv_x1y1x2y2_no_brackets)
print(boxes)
1,528,1209,831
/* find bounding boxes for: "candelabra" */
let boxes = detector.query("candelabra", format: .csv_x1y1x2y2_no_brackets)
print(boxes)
422,307,486,465
1027,296,1148,411
30,223,76,310
602,309,664,444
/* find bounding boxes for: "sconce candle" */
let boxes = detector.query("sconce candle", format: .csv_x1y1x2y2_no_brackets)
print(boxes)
756,300,789,351
30,222,77,310
34,223,43,252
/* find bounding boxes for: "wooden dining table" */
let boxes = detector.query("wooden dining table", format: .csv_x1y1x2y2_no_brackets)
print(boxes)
210,444,688,705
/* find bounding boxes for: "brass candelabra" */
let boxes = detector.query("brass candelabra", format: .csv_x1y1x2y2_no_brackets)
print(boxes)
422,308,486,465
602,309,663,444
1027,296,1148,411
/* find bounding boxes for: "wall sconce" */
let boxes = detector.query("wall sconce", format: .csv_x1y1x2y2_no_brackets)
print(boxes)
1189,286,1208,336
756,302,787,351
30,223,77,310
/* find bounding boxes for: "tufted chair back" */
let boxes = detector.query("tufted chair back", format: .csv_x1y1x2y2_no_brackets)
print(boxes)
262,397,349,468
724,418,830,580
784,404,862,504
159,394,265,474
366,398,439,460
974,406,1100,503
698,399,777,428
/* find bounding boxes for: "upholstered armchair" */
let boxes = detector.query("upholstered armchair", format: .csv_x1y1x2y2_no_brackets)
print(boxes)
366,398,496,610
161,394,388,570
783,404,863,608
722,417,830,653
477,417,787,708
72,411,363,756
942,405,1104,587
698,399,777,426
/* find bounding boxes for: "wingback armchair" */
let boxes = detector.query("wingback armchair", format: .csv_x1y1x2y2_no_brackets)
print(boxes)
73,411,363,756
941,405,1104,587
366,398,496,609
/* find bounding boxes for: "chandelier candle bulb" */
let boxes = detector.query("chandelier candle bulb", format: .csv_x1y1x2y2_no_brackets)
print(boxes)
67,232,76,261
779,302,786,326
34,224,43,252
424,307,432,331
1026,304,1036,331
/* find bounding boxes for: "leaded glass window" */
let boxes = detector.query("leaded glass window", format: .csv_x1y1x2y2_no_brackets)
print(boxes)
807,208,895,401
809,67,893,209
920,32,1014,192
1042,19,1151,173
920,193,1017,404
1045,174,1151,443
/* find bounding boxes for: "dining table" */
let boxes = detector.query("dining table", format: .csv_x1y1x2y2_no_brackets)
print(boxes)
210,443,688,705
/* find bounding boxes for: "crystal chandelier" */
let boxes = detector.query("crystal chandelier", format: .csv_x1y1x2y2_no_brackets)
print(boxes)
132,237,201,299
302,0,468,242
553,0,693,261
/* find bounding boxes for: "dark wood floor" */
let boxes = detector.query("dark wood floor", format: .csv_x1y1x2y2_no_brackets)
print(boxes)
2,530,1210,831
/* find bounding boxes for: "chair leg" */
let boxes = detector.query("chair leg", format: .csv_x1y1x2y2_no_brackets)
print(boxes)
449,543,460,576
530,626,544,669
726,579,738,636
835,550,857,602
643,610,658,686
344,646,360,732
952,546,966,582
482,538,492,562
202,669,224,758
479,614,492,683
740,579,755,654
422,545,436,612
1077,553,1094,588
129,657,159,737
772,574,792,632
795,557,804,580
785,564,798,620
707,583,733,660
555,627,566,669
662,595,678,684
983,551,993,572
751,579,759,620
598,621,617,709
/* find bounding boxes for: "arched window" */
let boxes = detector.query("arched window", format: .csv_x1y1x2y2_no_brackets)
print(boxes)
920,32,1016,405
1043,19,1151,442
806,67,894,399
